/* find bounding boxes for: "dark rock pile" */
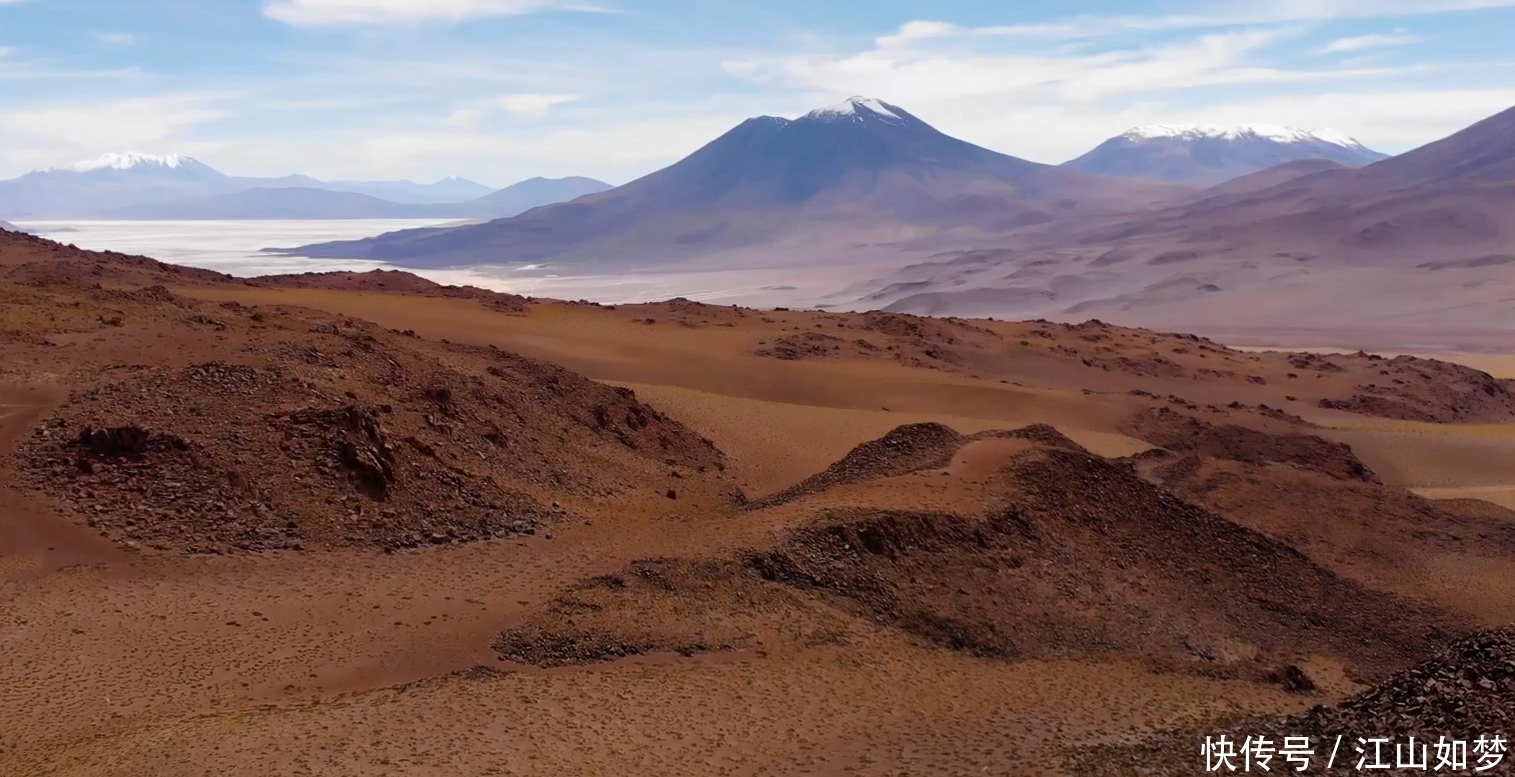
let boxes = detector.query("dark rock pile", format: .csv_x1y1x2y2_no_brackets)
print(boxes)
1121,406,1381,483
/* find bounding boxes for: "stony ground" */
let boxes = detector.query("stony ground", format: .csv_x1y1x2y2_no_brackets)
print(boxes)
3,233,1514,776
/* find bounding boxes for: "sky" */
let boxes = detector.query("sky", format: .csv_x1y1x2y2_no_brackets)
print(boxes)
1,0,1514,187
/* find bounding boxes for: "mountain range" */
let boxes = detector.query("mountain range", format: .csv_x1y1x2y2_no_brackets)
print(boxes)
854,104,1515,337
281,96,1515,339
275,97,1192,268
0,154,612,220
1062,124,1388,186
104,176,612,221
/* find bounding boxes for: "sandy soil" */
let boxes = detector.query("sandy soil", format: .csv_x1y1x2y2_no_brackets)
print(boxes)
3,251,1514,776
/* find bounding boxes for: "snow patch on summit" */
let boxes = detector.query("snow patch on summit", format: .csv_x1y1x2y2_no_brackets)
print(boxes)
804,97,903,122
63,152,196,172
1122,124,1367,149
1304,127,1369,149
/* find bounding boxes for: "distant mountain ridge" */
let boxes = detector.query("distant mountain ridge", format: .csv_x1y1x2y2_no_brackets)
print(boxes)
108,187,447,220
236,174,496,204
455,177,612,218
52,152,215,175
276,96,1192,268
1062,124,1389,186
106,176,616,221
852,102,1515,333
1201,158,1348,198
0,152,611,219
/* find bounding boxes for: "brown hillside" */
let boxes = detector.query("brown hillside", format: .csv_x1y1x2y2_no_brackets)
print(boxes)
501,430,1462,684
1076,627,1515,777
6,261,731,555
5,229,1515,777
1120,406,1380,482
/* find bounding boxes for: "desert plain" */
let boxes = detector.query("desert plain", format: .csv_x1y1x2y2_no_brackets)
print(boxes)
2,230,1514,776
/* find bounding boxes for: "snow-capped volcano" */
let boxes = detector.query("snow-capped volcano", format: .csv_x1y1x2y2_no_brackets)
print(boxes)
1121,124,1372,150
801,96,909,124
1063,123,1389,186
279,95,1190,268
31,152,230,185
25,152,229,187
0,151,233,216
64,152,200,172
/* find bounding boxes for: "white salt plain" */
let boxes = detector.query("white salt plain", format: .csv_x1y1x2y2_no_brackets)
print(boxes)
9,219,840,308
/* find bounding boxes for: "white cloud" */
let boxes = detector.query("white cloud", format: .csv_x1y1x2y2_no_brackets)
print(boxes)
0,94,232,167
496,92,582,119
94,32,137,46
1150,88,1515,150
720,19,1512,164
263,0,600,26
0,50,143,81
955,0,1515,39
5,0,1510,184
719,60,760,78
1320,32,1420,53
739,26,1398,110
561,2,624,12
444,107,485,129
876,21,959,48
171,109,753,185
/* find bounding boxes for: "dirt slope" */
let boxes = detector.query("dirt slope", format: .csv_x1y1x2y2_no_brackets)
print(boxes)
1120,406,1380,482
500,427,1464,685
3,254,733,555
1080,627,1515,776
4,231,1515,777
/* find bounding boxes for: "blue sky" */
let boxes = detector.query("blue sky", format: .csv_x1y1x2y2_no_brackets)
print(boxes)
1,0,1514,186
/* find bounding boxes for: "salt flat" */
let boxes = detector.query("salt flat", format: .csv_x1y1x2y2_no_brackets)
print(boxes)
10,219,463,278
8,219,839,307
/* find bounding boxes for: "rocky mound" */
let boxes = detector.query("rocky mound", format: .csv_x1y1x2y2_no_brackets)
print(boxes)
746,422,969,509
250,269,446,293
15,312,729,553
751,330,968,370
1436,497,1515,526
619,297,753,328
512,443,1460,678
1283,627,1515,753
751,310,1003,372
969,423,1090,454
1121,406,1379,483
1316,354,1515,423
747,422,1091,511
0,229,235,288
493,558,840,666
751,448,1451,675
753,331,868,360
1010,318,1242,378
859,310,998,341
252,269,535,314
1071,628,1515,777
1144,455,1515,610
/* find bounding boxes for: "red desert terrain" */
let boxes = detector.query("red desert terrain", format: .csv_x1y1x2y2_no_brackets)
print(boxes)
3,229,1514,775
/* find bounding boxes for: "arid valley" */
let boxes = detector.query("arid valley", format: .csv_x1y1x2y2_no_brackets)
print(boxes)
7,3,1515,773
2,227,1514,775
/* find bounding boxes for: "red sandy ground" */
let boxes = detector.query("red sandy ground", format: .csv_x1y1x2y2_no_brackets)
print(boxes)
3,242,1514,776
